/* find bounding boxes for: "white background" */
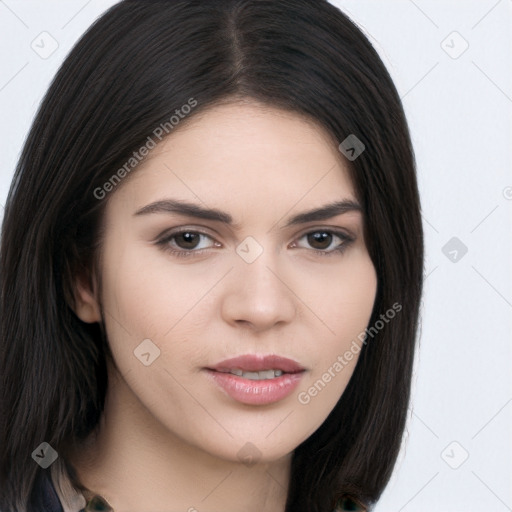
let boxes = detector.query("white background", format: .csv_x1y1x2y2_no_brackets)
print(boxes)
0,1,511,511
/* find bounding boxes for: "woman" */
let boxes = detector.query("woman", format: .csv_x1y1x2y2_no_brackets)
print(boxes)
0,1,424,511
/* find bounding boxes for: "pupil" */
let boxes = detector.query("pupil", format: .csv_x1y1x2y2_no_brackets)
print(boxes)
308,232,331,249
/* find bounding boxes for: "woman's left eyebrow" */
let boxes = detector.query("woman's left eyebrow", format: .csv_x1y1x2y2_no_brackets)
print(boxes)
133,198,361,228
282,199,362,227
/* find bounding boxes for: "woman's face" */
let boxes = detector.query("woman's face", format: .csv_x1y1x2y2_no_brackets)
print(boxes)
78,100,377,464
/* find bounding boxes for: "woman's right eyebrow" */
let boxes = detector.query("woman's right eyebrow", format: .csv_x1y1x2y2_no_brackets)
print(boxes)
133,198,362,229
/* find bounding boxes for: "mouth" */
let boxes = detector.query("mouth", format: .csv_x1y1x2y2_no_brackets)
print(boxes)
204,354,306,405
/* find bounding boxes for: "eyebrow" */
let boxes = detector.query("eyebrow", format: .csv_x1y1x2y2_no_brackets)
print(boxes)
133,198,362,228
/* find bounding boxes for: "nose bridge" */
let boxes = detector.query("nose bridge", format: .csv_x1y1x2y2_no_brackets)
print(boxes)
235,235,283,297
221,235,296,329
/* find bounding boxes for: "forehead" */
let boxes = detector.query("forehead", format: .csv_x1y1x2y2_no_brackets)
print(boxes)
110,101,357,217
147,100,344,164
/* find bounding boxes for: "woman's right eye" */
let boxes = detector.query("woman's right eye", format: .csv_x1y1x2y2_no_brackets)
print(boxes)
156,230,220,258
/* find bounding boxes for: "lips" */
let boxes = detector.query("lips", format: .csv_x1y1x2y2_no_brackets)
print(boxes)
204,354,305,405
207,354,305,374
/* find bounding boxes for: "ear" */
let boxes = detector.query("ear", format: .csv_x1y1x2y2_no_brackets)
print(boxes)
72,271,102,324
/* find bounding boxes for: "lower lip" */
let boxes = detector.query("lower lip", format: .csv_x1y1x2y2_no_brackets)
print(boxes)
204,369,305,405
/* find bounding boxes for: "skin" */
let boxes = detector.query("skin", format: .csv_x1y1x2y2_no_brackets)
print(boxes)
71,99,377,512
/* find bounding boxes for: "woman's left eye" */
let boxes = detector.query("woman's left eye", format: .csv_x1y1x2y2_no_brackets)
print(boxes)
293,230,355,256
156,229,354,258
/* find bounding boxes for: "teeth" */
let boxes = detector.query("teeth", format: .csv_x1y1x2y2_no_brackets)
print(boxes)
228,369,284,380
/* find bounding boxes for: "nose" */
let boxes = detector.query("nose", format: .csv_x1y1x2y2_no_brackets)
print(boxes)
220,248,297,332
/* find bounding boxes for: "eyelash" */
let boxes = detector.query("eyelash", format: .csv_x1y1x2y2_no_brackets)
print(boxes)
155,228,355,259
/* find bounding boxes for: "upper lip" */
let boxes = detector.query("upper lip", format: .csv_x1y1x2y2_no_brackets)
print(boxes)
207,354,305,373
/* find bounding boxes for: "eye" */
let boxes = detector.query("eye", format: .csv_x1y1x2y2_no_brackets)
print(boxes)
156,230,219,258
292,229,354,256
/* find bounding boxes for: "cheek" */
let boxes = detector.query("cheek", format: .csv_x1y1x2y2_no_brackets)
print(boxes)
297,249,377,402
297,246,377,342
334,257,377,340
99,244,218,372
